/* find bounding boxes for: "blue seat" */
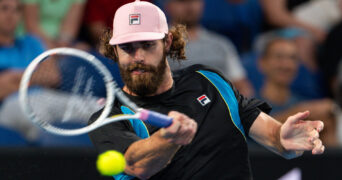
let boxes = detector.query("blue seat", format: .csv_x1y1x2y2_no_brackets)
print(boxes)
0,126,28,146
241,52,264,92
31,122,92,147
36,130,93,147
201,0,263,54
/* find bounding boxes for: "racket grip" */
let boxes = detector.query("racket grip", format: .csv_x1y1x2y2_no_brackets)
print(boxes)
139,109,173,127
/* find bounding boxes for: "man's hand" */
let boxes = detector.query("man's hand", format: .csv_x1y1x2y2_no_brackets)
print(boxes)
159,111,197,145
280,111,325,155
124,111,197,178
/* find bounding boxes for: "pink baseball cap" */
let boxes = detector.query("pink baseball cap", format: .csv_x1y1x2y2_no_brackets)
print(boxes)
109,0,169,45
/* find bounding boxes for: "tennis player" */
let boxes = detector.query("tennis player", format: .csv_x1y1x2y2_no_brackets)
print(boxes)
89,1,325,179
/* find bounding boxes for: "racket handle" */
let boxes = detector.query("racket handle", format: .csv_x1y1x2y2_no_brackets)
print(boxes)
139,109,173,127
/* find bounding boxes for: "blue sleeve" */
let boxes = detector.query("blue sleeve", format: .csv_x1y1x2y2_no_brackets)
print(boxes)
17,35,46,67
26,35,46,57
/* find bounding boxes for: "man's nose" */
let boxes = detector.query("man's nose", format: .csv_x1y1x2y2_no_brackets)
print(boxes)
132,47,145,61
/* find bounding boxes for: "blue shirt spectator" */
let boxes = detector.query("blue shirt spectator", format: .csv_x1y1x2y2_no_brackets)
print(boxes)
0,35,45,70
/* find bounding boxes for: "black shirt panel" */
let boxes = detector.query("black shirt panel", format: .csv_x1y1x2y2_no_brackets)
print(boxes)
190,65,272,136
88,64,271,179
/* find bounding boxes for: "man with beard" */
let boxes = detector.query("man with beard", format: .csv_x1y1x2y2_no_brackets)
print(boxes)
89,1,325,179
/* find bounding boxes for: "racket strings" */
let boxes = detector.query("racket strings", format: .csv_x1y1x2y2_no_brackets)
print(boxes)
27,55,107,129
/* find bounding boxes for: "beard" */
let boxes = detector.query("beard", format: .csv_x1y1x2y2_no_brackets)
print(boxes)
119,51,167,97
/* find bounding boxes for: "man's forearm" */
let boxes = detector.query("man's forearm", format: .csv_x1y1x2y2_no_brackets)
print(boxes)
250,112,303,159
124,130,181,179
123,111,197,179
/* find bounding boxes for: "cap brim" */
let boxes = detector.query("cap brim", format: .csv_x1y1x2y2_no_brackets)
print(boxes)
109,32,166,45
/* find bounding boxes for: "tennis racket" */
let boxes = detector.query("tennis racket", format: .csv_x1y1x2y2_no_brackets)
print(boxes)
19,47,173,136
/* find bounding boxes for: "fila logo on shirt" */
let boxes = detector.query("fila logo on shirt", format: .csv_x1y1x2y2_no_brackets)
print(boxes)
197,94,211,106
129,14,141,25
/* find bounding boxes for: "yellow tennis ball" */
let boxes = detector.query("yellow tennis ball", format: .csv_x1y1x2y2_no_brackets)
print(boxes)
96,150,126,176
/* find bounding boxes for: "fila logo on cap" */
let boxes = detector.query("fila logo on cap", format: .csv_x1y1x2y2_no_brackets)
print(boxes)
197,94,211,106
129,14,141,25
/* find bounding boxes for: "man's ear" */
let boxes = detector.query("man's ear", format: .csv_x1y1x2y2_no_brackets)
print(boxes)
164,32,173,51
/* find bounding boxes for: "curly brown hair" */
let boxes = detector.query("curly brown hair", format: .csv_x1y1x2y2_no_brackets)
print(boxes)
99,24,188,62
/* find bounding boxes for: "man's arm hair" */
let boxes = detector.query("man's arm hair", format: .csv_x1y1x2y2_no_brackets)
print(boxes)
123,131,181,179
123,111,196,179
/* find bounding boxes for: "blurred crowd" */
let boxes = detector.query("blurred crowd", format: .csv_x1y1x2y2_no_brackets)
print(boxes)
0,0,342,147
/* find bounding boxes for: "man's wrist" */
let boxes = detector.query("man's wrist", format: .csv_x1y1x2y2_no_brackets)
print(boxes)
282,149,304,159
157,129,182,148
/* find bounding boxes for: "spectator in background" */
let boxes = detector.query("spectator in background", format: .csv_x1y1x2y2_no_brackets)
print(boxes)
21,0,86,49
0,0,60,142
258,37,338,146
199,0,263,54
0,0,46,101
318,21,342,98
247,28,326,100
20,0,124,87
164,0,254,97
260,0,342,41
259,0,342,71
82,0,152,49
0,0,119,145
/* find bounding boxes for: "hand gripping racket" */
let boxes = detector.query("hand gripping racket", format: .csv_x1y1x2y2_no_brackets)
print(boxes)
19,48,172,136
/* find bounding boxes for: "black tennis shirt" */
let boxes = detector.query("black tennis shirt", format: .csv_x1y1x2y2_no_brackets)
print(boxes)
89,65,271,180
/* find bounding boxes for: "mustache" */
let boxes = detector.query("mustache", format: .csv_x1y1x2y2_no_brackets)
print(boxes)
126,63,156,72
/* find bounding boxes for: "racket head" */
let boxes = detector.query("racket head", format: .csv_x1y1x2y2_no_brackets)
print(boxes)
19,48,118,135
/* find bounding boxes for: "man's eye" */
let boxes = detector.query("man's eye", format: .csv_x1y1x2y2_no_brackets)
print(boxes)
122,47,130,51
120,46,132,52
142,42,154,49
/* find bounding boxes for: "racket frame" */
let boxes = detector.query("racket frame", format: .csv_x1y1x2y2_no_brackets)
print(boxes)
19,48,134,135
